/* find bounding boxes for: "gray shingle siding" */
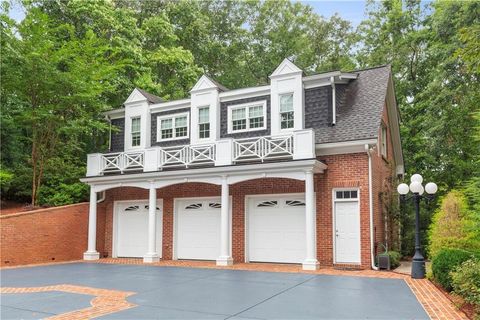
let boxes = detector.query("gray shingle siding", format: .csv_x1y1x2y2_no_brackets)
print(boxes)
110,118,124,152
304,86,332,130
151,108,191,147
313,66,390,144
220,95,271,139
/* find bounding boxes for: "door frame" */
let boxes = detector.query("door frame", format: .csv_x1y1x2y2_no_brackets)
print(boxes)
332,188,361,264
112,199,163,258
173,196,232,260
244,193,306,263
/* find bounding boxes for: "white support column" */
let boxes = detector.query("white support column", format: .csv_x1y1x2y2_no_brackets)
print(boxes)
84,188,100,260
216,176,233,266
144,185,160,263
303,170,319,270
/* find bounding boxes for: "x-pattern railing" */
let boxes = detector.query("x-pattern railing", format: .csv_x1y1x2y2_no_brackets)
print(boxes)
160,144,216,168
101,151,144,173
233,135,293,162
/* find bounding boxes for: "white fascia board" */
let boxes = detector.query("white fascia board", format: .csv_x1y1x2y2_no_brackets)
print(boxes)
150,99,190,113
81,159,327,185
303,71,341,82
316,139,378,156
104,108,125,120
219,85,270,102
303,72,354,89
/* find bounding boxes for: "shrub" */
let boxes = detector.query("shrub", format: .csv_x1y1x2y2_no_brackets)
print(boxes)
451,259,480,313
428,190,480,258
432,248,478,291
387,251,402,269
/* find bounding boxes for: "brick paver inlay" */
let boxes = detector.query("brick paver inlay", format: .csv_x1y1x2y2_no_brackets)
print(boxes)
0,284,136,320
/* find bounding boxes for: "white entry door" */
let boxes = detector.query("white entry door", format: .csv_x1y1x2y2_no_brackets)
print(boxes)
115,201,162,258
176,198,222,260
334,190,360,264
248,195,306,263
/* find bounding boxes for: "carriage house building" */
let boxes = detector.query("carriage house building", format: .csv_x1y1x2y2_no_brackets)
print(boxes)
82,59,404,270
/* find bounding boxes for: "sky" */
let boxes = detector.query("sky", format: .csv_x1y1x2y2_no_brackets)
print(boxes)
8,1,368,27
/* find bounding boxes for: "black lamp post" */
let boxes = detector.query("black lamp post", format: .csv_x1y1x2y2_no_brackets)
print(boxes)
397,174,438,279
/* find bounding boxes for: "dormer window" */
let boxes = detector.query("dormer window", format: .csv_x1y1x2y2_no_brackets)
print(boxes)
131,117,141,147
158,113,189,141
280,93,294,129
198,106,210,139
228,101,266,133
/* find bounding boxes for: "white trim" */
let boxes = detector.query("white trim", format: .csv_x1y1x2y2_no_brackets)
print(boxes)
315,139,378,156
270,58,303,78
244,192,305,263
156,112,190,142
227,100,267,134
332,187,361,265
173,196,232,261
83,159,328,191
219,86,270,102
150,99,190,113
105,108,125,119
112,199,163,259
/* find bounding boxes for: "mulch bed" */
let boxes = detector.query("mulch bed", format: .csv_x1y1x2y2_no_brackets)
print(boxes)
431,280,477,319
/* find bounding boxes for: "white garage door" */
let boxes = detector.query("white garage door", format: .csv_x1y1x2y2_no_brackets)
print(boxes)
115,201,162,258
334,190,360,264
176,198,222,260
248,195,306,263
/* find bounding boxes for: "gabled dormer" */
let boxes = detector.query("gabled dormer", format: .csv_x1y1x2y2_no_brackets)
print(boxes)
189,75,227,145
124,88,162,151
269,59,305,136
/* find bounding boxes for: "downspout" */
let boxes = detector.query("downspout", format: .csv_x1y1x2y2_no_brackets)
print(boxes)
96,191,106,203
106,115,112,151
330,76,336,126
365,144,378,270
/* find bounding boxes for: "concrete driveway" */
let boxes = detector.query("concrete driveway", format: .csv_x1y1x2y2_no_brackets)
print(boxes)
1,263,429,319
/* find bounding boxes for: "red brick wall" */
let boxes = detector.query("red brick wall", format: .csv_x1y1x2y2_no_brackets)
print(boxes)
371,104,399,254
0,203,106,267
101,152,374,269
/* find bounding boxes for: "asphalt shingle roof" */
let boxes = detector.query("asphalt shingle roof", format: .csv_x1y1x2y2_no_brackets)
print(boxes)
137,88,164,104
314,65,391,144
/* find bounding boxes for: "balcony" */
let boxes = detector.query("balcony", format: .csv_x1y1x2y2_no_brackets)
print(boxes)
86,129,315,177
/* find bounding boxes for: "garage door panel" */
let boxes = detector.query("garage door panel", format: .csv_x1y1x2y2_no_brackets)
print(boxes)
176,199,221,260
248,195,306,264
116,202,162,258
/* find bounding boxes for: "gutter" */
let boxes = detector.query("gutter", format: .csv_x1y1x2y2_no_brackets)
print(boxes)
365,144,378,270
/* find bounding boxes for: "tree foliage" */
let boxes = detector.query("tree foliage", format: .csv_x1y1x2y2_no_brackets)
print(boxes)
0,0,478,258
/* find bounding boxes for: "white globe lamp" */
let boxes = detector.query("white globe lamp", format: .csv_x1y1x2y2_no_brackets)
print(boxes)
425,182,438,195
397,183,409,195
410,174,423,184
409,181,423,194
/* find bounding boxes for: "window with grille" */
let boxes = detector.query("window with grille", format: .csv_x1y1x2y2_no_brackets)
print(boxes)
198,107,210,139
335,190,358,200
280,93,294,129
131,117,141,147
228,102,266,133
158,114,188,141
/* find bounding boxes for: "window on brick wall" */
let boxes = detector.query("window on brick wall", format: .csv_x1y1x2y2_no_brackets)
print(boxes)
381,123,387,158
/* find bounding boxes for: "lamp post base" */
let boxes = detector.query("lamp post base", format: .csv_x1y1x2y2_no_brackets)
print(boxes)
411,259,426,279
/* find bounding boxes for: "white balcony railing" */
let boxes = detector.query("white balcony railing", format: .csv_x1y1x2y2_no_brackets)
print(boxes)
160,144,216,168
101,151,144,173
233,135,293,162
86,129,315,176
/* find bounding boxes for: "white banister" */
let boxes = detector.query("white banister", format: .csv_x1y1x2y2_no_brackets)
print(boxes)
86,131,315,175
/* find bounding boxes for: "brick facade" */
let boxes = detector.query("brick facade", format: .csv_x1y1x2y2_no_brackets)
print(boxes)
96,146,395,269
0,203,105,267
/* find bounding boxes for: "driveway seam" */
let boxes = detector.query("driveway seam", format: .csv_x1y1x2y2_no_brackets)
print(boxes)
0,304,56,316
223,275,318,320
